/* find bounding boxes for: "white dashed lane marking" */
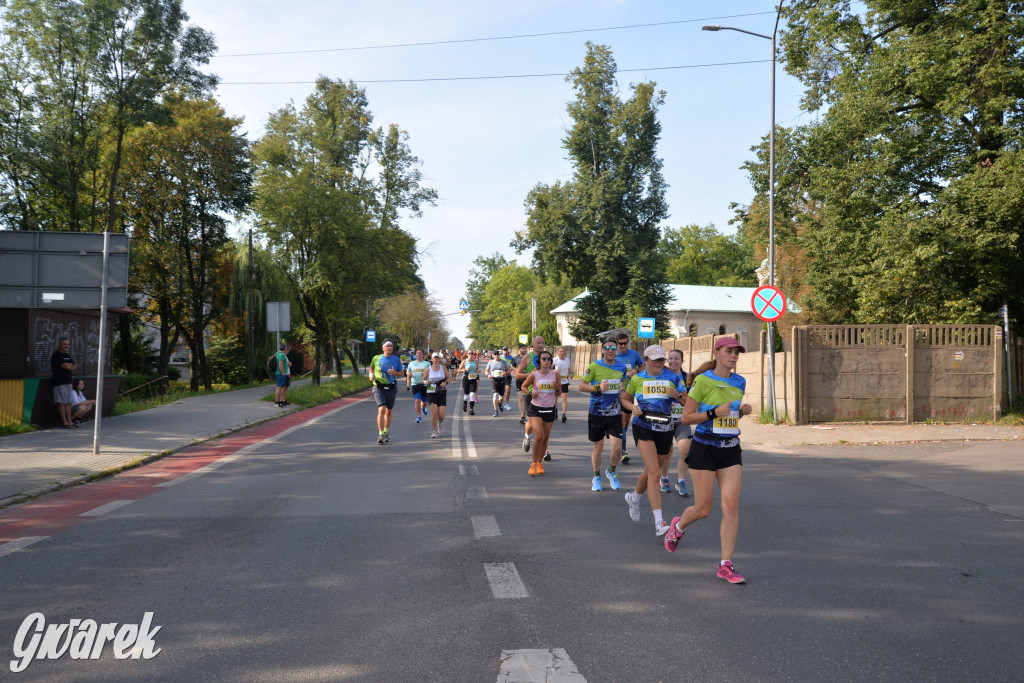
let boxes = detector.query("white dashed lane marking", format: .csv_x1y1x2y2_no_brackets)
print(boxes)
471,515,500,538
484,563,529,599
0,536,48,559
497,648,587,682
79,499,136,517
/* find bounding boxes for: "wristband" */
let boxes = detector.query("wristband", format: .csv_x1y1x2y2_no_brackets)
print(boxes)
706,409,717,422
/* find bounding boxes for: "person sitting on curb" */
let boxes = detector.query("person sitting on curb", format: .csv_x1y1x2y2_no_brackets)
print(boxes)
70,379,96,425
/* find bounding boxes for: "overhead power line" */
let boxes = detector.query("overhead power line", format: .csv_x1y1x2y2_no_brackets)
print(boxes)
214,12,775,58
218,59,771,86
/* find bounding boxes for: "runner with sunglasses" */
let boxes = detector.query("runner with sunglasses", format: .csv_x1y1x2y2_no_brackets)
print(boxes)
621,345,684,536
579,341,628,491
663,336,753,584
521,350,560,476
615,332,645,463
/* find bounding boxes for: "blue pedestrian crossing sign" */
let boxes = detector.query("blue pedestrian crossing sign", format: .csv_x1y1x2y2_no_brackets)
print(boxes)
638,317,656,339
366,329,376,342
458,299,469,311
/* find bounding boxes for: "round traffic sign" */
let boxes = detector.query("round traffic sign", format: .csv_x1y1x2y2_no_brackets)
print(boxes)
751,285,786,322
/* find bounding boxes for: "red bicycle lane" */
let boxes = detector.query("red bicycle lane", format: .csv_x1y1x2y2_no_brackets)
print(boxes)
0,390,370,546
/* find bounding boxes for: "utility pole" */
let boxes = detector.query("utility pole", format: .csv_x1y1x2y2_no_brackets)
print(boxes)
247,229,254,384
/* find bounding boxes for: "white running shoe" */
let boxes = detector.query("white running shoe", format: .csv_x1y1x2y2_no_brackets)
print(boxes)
655,521,671,537
431,431,438,439
625,492,641,522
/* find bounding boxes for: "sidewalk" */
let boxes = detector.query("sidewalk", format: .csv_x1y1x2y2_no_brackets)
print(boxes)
741,418,1024,449
0,382,1020,508
0,383,322,507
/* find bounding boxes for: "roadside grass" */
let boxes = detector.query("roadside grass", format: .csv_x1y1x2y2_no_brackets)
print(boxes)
113,381,266,416
0,421,36,436
265,375,371,407
999,408,1024,427
756,408,791,424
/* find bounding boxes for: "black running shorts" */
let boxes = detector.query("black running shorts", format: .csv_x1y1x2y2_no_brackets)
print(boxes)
588,413,622,442
685,439,742,471
631,423,674,456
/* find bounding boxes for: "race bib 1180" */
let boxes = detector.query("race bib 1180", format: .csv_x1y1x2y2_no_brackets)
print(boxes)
712,410,740,435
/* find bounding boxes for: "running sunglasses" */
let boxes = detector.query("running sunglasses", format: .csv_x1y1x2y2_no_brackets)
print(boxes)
616,341,629,346
603,344,617,350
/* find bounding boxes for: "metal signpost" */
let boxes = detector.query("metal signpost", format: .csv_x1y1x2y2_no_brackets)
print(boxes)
266,301,290,350
1000,305,1013,409
751,285,787,424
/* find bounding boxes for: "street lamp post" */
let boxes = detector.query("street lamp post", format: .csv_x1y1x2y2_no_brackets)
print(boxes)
703,1,785,424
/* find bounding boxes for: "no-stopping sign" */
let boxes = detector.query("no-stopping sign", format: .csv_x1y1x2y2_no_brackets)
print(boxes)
751,285,786,322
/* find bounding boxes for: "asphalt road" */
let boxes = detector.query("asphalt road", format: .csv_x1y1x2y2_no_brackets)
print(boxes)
1,389,1021,681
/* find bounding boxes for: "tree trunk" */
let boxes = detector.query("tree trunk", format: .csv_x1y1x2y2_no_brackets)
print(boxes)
312,337,322,386
332,342,345,378
343,345,360,376
105,125,125,233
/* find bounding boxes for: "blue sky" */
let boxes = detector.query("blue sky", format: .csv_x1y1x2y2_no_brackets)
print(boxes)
182,1,809,345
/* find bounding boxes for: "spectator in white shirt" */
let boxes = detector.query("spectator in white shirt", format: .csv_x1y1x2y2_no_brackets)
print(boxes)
70,379,96,425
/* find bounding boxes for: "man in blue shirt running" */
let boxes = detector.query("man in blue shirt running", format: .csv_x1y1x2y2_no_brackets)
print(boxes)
368,340,404,444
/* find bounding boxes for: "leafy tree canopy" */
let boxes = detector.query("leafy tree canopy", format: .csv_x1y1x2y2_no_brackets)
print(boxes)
737,0,1024,325
661,224,755,287
515,43,671,341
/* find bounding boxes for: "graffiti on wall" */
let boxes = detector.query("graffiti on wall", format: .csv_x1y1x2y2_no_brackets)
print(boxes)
32,315,104,375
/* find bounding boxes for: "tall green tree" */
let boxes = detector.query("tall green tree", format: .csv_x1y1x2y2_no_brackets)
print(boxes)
120,96,251,389
758,0,1024,324
227,236,295,381
93,0,217,233
661,224,755,287
0,0,215,232
253,77,432,382
374,289,447,351
464,252,509,320
1,0,102,231
515,43,670,341
469,264,578,348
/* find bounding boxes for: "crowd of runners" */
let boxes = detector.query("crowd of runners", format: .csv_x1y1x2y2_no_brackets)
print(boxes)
366,332,753,585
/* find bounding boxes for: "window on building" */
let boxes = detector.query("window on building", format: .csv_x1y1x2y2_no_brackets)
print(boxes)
688,323,697,337
719,325,726,335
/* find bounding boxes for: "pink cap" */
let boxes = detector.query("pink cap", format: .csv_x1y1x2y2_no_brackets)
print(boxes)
714,336,746,353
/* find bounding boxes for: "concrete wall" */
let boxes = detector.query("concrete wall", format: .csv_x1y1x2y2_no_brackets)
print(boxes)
794,325,1004,424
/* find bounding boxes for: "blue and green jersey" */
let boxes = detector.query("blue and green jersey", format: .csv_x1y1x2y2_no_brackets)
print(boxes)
625,369,684,432
370,354,404,386
582,359,628,416
689,369,746,445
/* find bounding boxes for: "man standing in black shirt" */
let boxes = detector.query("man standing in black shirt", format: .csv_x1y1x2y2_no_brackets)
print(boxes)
51,338,77,428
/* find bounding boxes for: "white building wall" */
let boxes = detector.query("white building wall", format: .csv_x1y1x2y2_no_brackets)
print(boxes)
556,311,761,350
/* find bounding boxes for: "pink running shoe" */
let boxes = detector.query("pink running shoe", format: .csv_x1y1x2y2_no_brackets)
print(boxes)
717,561,746,584
664,516,685,552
